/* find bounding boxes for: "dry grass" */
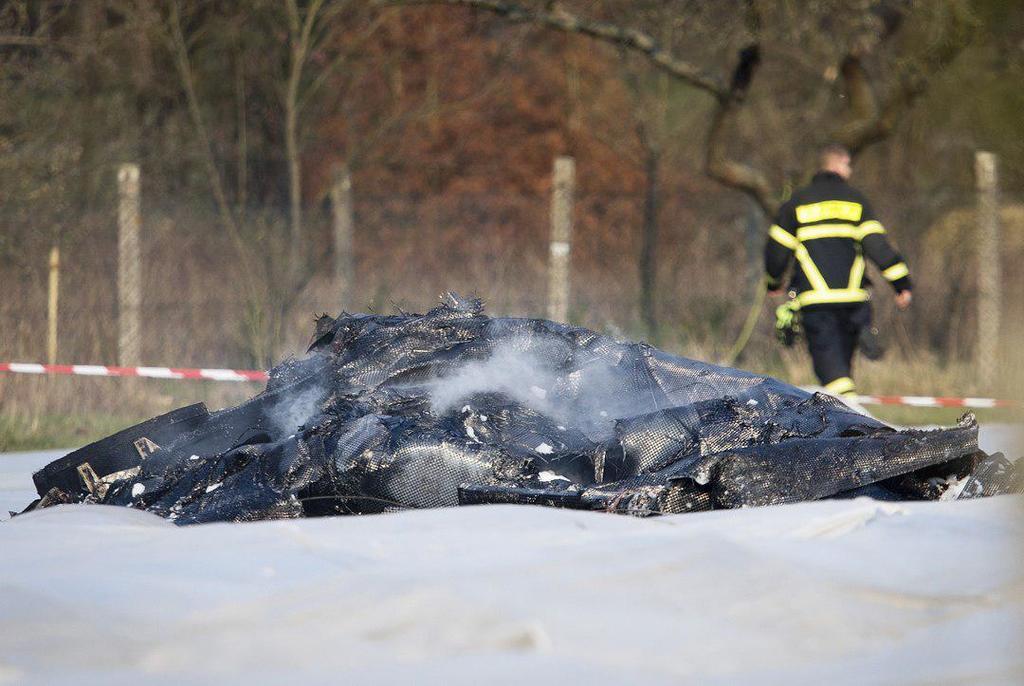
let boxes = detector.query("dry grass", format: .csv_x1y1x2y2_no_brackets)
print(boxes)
1,193,1020,450
0,375,255,451
3,349,1017,453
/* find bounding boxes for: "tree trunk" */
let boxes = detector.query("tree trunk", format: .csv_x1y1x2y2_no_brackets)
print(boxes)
167,4,240,243
282,0,326,281
235,47,248,225
639,148,660,340
285,75,303,278
76,0,103,209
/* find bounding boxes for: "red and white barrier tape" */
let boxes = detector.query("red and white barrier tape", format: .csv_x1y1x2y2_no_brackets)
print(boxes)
0,362,1015,408
851,394,1013,409
0,362,268,382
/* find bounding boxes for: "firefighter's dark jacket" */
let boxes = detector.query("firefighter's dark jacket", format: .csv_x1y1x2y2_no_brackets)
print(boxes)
765,171,912,308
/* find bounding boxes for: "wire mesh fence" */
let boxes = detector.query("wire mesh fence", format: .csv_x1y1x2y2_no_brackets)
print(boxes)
1,179,1022,394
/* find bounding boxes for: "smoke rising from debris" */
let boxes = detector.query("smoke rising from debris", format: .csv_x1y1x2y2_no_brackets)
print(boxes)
425,336,649,439
427,338,561,417
266,384,326,436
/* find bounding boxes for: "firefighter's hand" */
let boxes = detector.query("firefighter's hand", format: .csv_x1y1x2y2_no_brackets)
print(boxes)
895,290,912,310
768,289,784,297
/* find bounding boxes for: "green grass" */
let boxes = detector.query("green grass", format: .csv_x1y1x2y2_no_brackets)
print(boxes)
1,347,1018,451
0,412,158,452
0,375,255,452
866,405,1020,428
0,404,1014,454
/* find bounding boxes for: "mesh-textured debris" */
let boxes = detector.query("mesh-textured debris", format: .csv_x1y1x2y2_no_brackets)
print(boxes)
25,294,1019,524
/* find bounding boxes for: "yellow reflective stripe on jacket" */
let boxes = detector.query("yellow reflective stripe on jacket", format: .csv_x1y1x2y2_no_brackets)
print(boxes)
796,222,886,241
858,220,885,237
824,376,856,395
795,288,870,307
794,245,829,292
795,200,862,224
772,217,892,304
769,223,829,292
796,224,860,241
769,224,799,249
882,262,909,281
848,253,865,289
796,201,863,223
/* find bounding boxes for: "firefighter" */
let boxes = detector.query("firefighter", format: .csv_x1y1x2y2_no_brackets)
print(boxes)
765,143,912,398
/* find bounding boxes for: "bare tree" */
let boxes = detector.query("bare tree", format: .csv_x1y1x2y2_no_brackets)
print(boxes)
272,1,393,278
162,2,243,243
383,0,974,217
573,28,706,339
282,0,328,276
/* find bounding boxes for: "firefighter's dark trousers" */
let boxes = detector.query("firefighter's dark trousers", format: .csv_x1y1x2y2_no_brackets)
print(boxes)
801,302,871,397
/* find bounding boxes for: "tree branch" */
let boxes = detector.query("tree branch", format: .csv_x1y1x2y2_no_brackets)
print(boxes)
0,31,77,55
298,9,390,114
0,34,59,47
835,3,973,155
704,45,776,217
379,0,728,97
385,0,779,212
164,4,243,249
285,0,301,40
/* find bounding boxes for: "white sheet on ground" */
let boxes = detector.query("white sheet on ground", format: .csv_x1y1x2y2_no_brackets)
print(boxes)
0,427,1021,684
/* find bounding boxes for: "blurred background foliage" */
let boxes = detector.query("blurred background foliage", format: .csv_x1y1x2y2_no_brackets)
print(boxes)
1,0,1022,446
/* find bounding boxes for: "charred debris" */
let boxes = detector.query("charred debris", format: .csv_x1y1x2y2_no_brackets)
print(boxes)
24,294,1022,524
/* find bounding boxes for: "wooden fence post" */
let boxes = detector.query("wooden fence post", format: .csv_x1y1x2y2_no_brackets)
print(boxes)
117,163,142,366
975,151,1001,389
47,245,60,365
547,156,575,323
330,166,354,309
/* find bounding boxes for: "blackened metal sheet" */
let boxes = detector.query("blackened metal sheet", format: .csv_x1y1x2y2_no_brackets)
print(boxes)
26,295,1016,524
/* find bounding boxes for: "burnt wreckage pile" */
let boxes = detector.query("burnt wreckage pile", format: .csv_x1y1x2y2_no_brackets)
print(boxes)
26,295,1021,524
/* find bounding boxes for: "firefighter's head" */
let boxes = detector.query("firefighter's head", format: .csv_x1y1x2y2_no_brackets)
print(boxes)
820,143,852,180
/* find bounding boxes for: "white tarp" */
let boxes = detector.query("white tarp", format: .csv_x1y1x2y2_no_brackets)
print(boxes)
1,425,1021,684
